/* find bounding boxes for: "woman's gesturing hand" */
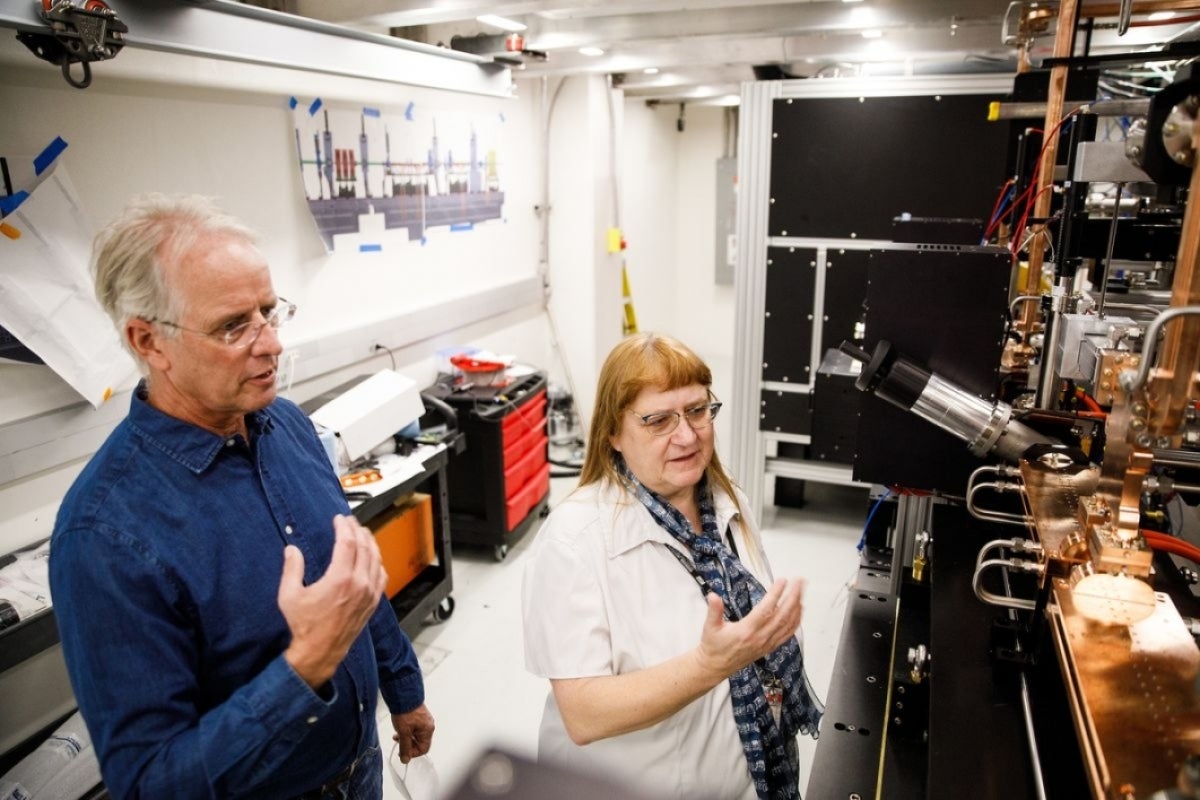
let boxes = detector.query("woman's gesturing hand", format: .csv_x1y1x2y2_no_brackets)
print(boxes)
695,577,805,678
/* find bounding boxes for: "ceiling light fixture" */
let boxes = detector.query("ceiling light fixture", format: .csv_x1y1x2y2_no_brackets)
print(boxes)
476,14,527,32
579,46,605,56
643,67,660,75
842,0,865,3
861,29,883,39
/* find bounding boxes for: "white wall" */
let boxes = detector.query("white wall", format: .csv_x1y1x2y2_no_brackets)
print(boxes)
542,76,623,432
620,101,680,337
621,101,737,462
0,37,553,554
0,32,735,556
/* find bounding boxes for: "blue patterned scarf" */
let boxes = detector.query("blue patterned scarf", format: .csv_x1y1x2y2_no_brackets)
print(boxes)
616,455,822,800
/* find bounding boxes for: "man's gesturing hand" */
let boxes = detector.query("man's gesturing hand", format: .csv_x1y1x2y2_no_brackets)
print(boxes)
278,514,388,688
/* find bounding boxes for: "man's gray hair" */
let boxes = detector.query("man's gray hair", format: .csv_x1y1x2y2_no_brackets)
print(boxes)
92,194,259,358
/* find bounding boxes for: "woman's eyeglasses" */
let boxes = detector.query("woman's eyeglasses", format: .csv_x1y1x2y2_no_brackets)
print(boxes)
629,400,722,436
152,299,296,349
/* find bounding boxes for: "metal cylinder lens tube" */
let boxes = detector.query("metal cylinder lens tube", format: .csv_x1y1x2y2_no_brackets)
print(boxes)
841,340,1058,462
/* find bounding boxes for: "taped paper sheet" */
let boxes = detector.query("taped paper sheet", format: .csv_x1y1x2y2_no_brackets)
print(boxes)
0,139,136,407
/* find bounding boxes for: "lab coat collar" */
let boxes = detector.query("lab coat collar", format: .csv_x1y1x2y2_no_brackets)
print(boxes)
591,479,742,558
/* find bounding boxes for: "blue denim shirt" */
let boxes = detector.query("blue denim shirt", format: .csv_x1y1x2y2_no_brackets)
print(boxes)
50,386,424,799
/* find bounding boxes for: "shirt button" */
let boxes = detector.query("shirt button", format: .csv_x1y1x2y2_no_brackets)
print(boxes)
225,438,236,447
284,525,294,535
306,716,318,725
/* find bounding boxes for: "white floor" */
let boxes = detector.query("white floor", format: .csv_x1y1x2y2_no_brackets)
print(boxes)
379,477,869,798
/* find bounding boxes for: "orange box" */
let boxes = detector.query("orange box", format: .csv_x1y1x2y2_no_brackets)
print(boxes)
369,492,435,598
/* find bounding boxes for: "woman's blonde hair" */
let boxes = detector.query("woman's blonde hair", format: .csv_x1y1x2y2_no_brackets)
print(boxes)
579,332,740,508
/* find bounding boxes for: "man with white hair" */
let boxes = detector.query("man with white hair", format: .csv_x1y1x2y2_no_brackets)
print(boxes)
50,194,433,799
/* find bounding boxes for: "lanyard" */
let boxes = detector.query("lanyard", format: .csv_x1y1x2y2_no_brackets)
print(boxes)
663,528,784,716
662,523,740,619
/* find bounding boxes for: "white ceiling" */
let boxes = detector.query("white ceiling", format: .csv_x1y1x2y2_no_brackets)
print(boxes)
258,1,1200,103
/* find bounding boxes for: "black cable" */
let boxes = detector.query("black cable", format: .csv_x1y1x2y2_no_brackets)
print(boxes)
373,343,396,371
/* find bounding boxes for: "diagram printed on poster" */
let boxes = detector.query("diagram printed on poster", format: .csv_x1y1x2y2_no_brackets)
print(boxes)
290,97,507,254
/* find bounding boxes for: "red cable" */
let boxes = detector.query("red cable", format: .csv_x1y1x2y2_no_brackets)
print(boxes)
984,179,1015,240
1011,185,1054,257
1142,530,1200,565
1009,110,1081,258
1074,387,1106,416
987,184,1031,240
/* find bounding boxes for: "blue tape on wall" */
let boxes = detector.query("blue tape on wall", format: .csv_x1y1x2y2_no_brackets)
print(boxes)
405,102,415,121
309,98,323,116
0,191,29,218
449,223,474,232
359,243,382,252
363,107,381,118
33,137,68,176
288,96,298,109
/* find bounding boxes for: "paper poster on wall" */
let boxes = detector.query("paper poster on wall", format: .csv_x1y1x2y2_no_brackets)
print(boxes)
0,138,136,408
290,97,506,253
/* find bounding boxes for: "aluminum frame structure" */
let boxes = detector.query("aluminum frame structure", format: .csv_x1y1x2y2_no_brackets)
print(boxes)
730,74,1016,518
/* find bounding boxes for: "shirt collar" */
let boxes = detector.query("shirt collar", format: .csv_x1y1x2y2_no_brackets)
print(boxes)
126,381,277,474
602,479,741,558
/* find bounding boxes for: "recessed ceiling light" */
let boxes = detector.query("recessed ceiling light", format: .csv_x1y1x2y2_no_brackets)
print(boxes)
475,14,526,32
861,29,883,39
643,67,659,75
579,46,605,56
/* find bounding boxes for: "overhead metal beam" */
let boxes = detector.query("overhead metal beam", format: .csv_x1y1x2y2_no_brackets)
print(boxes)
525,23,1009,76
0,0,514,97
291,0,825,30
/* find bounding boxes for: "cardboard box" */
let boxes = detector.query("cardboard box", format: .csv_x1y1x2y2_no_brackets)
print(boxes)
369,492,435,598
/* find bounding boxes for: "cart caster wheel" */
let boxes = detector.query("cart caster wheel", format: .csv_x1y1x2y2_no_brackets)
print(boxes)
539,504,550,518
493,544,509,562
434,596,455,622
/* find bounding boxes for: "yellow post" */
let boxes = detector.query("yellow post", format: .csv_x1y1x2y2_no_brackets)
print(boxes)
621,263,638,336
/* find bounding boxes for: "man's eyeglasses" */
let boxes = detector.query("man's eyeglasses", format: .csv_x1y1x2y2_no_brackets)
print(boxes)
628,400,722,437
152,299,296,349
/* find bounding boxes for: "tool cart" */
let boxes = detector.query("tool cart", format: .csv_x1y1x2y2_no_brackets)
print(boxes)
425,369,550,561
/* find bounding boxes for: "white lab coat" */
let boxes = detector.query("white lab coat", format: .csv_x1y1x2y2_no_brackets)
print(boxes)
522,479,775,800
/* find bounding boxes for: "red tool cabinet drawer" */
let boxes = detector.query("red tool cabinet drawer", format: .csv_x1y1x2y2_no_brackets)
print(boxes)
504,434,548,498
506,462,551,532
502,390,546,440
503,423,545,469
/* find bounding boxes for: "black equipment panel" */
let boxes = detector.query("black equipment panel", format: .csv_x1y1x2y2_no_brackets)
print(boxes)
811,353,861,464
758,388,811,436
821,248,870,354
853,246,1011,493
768,94,1011,240
1077,217,1181,262
805,545,900,799
762,246,817,384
